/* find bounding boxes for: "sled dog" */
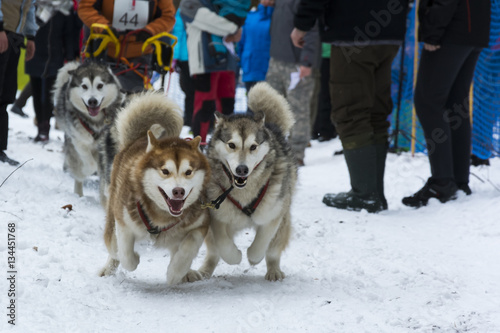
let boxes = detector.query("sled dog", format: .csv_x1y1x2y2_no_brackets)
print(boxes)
99,92,212,285
53,60,126,205
199,82,297,281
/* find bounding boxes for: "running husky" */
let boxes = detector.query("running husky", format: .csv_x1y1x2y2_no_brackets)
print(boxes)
99,92,212,285
199,82,297,281
53,61,126,205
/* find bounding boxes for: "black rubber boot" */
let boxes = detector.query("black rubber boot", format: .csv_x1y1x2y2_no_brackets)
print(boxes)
323,144,387,213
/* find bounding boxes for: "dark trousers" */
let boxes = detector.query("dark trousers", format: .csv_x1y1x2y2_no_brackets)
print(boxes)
330,45,400,149
30,76,56,124
313,57,336,138
414,44,482,185
14,81,32,109
0,33,22,151
176,61,195,127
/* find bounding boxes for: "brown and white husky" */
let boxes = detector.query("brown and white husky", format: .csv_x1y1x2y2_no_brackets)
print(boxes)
98,91,211,285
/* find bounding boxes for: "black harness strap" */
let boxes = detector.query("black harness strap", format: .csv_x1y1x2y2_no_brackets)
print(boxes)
136,201,181,234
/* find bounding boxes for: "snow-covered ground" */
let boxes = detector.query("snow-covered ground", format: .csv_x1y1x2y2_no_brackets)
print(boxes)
1,79,500,332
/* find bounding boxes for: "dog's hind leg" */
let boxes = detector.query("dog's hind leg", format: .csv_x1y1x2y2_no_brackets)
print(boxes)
74,180,83,197
264,214,291,281
198,228,220,278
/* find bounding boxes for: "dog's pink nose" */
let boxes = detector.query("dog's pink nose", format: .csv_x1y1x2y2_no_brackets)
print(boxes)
172,187,185,199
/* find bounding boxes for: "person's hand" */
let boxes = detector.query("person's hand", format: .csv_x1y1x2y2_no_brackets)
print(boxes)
25,40,35,61
291,28,306,48
136,29,152,42
225,27,242,43
424,43,441,51
0,31,8,53
299,65,311,79
260,0,275,7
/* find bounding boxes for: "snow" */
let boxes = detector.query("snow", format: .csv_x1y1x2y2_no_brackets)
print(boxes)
1,80,500,332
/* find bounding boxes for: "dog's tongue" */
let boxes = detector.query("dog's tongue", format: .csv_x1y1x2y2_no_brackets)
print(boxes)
88,106,100,117
168,199,184,213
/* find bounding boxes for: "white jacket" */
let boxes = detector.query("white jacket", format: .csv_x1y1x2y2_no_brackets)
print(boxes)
180,0,239,75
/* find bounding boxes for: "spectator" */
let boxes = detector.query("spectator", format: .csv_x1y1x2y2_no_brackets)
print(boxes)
311,43,336,142
0,0,38,166
263,0,321,167
10,82,32,118
402,0,491,207
237,3,273,94
78,0,175,93
172,9,195,128
180,0,250,143
25,0,82,142
292,0,409,212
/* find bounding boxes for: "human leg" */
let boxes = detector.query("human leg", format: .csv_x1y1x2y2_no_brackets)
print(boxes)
323,45,397,212
0,36,21,165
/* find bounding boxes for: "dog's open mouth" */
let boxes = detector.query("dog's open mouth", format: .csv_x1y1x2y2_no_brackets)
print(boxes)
87,106,101,117
158,187,184,216
234,176,247,188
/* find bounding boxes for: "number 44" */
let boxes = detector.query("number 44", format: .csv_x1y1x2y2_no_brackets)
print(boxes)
119,13,139,27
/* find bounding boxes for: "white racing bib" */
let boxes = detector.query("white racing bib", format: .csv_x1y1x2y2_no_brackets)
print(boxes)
112,0,149,31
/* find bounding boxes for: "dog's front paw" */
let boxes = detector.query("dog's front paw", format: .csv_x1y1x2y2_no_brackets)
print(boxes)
98,257,119,277
120,251,140,271
265,267,285,282
220,246,242,265
247,245,265,266
167,270,185,285
182,269,203,283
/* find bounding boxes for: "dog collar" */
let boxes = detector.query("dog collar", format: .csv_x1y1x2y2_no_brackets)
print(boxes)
78,117,96,137
136,201,181,234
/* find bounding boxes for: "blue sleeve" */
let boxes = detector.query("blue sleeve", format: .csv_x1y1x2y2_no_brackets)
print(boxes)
23,0,39,37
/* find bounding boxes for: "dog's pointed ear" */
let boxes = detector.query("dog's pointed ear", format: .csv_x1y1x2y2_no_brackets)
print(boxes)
214,111,226,128
254,110,265,126
146,130,158,153
190,136,202,149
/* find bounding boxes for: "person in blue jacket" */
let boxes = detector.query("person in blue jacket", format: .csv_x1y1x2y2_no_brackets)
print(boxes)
237,3,273,93
172,9,195,128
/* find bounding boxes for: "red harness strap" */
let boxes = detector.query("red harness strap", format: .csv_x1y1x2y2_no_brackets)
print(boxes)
79,117,95,136
136,201,181,234
219,179,270,217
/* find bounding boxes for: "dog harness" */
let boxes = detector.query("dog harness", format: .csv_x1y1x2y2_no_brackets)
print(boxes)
136,201,182,234
202,162,270,217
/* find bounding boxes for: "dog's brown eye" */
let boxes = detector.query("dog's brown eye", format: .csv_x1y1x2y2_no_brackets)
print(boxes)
185,170,192,176
161,169,169,175
82,84,88,90
97,83,103,90
228,143,236,149
250,144,257,151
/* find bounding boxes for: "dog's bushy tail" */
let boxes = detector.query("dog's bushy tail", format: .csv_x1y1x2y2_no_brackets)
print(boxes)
115,91,184,150
247,82,295,135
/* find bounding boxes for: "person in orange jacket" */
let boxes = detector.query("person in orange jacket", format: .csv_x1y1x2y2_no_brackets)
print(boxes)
78,0,176,92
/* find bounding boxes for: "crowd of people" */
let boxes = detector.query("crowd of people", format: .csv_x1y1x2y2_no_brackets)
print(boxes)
0,0,494,212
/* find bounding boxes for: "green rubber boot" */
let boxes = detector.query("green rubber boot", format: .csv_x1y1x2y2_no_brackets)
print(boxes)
323,144,388,213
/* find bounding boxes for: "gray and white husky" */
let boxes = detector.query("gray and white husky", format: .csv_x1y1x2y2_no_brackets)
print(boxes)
199,82,297,281
53,61,126,206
